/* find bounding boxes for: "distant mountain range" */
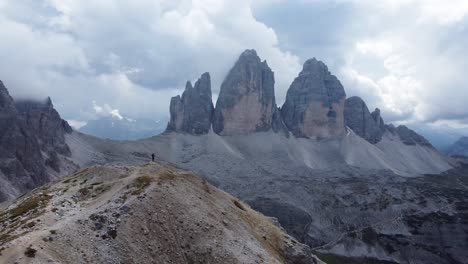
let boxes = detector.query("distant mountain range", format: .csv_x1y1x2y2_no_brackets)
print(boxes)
446,136,468,157
79,116,168,140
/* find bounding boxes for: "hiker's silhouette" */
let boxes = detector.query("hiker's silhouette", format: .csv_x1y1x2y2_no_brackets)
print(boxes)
151,153,155,162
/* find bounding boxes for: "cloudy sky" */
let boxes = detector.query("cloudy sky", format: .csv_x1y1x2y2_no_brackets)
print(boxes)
1,0,468,147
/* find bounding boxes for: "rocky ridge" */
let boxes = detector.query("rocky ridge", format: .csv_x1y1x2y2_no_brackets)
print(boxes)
343,96,432,147
0,163,323,264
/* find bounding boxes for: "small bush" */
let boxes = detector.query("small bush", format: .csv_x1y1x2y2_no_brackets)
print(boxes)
49,230,57,235
78,188,89,196
233,200,246,211
9,194,50,220
131,176,152,195
135,176,152,189
24,221,36,228
24,246,37,258
62,178,72,184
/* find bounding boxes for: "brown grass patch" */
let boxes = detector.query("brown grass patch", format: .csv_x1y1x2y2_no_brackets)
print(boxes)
232,199,246,211
131,175,153,195
8,194,51,220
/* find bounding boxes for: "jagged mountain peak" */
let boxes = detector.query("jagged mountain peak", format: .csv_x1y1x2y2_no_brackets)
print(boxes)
301,57,330,76
0,80,14,109
281,57,346,138
213,49,276,135
166,72,214,135
239,48,258,58
344,96,385,144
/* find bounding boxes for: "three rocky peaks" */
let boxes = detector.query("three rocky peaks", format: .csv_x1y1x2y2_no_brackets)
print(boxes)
167,49,430,146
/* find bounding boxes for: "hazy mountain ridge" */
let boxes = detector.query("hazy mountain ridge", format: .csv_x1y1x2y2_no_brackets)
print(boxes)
446,136,468,157
79,116,167,141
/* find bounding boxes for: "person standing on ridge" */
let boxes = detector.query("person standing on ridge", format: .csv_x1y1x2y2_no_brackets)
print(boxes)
151,153,155,162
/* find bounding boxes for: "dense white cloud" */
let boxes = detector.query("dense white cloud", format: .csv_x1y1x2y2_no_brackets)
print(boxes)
0,0,299,122
0,0,467,146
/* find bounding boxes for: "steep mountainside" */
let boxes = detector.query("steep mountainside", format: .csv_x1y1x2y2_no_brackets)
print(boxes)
64,131,467,264
446,136,468,157
0,163,323,264
0,81,76,202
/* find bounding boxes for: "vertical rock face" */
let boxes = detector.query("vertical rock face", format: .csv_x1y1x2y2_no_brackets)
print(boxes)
0,80,73,202
370,108,385,132
167,72,214,134
15,98,73,156
344,96,385,144
213,50,276,135
281,58,346,138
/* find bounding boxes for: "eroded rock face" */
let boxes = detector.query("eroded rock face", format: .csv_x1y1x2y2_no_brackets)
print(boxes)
0,81,73,202
167,72,214,134
213,50,276,135
344,96,385,144
281,58,346,138
15,98,72,156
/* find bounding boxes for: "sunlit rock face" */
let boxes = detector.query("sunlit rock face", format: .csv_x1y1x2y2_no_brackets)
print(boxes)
167,72,214,135
281,58,346,139
213,50,276,136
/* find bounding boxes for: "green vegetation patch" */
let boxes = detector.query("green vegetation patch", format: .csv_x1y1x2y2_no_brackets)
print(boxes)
131,175,153,195
8,193,51,220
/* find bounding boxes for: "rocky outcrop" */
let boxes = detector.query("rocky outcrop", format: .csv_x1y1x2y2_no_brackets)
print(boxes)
0,81,73,202
213,50,277,135
166,73,214,134
344,96,385,144
281,58,346,138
